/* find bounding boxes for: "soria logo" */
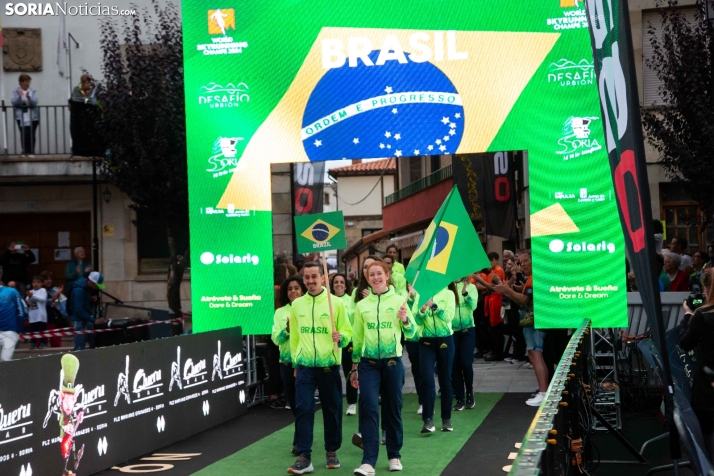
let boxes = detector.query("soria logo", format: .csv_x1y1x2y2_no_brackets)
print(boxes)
549,239,616,254
556,116,602,161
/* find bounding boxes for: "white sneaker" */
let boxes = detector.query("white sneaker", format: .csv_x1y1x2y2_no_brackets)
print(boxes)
354,463,375,476
416,405,422,415
526,392,545,407
523,362,533,369
389,458,403,471
346,404,357,415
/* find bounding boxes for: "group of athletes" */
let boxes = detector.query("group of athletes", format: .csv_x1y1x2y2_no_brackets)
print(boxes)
272,245,527,475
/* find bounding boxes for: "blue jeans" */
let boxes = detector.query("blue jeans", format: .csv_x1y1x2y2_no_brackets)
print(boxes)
404,341,422,405
419,336,454,422
295,365,342,458
452,327,475,401
358,357,404,466
280,363,297,446
72,320,94,350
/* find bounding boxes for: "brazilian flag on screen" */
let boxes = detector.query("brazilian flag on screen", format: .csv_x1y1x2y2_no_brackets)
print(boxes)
294,211,347,254
405,186,490,307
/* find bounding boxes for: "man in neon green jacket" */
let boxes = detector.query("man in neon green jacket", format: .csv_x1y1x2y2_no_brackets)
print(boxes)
288,262,352,474
382,255,408,299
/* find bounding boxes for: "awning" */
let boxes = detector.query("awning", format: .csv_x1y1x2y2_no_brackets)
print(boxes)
389,230,424,249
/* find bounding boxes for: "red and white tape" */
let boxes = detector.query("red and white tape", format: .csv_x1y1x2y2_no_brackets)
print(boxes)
20,318,184,340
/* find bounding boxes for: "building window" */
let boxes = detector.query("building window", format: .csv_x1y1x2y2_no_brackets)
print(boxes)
642,7,697,106
660,183,703,253
324,192,330,205
362,228,380,238
408,157,422,184
137,210,190,274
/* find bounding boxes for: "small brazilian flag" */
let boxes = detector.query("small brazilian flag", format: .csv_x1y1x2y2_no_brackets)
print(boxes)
405,186,490,307
294,211,347,254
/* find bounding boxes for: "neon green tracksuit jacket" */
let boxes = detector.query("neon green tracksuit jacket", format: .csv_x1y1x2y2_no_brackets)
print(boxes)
289,287,352,368
391,271,408,299
452,283,478,332
352,286,417,363
414,287,456,338
271,304,292,364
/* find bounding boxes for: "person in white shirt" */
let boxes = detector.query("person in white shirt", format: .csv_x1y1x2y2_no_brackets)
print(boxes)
26,276,48,349
11,74,40,157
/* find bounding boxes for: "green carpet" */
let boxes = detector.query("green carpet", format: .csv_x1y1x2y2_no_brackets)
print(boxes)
193,393,503,475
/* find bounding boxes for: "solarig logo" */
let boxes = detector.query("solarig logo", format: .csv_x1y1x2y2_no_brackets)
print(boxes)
200,251,260,266
303,40,466,162
199,82,250,109
556,116,602,161
549,239,616,254
547,59,594,87
207,137,244,178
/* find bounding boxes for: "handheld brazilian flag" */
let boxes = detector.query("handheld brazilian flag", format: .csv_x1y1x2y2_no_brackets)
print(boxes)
294,211,347,254
405,186,490,307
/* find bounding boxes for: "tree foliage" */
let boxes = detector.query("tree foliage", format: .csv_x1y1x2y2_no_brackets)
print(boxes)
98,0,189,313
642,0,714,215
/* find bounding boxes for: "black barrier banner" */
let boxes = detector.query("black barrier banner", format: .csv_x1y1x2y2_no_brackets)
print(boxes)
0,327,246,476
453,154,484,221
482,151,518,242
293,162,326,215
583,0,672,394
453,152,517,241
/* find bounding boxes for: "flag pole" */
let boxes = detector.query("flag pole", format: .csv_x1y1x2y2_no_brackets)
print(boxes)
321,251,338,352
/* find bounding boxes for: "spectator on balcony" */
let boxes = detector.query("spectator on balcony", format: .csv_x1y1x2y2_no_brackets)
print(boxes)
664,251,689,292
71,74,99,106
1,241,36,293
65,247,92,283
11,74,39,157
669,236,694,275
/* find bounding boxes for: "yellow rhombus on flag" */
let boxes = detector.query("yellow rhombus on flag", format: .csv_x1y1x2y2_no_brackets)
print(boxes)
405,186,491,307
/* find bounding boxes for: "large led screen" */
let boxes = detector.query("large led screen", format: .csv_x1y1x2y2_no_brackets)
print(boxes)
182,0,627,332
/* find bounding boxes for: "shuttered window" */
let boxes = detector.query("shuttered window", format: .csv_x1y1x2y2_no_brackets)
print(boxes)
642,7,698,106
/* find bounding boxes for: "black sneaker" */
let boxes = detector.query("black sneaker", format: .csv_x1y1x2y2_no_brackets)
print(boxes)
421,419,435,433
351,432,363,449
474,350,485,359
441,419,453,432
269,398,286,410
291,446,299,456
288,455,314,474
453,400,465,411
326,451,340,469
465,393,475,409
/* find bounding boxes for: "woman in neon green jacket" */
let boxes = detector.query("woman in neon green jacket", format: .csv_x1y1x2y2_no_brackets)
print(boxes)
271,275,306,456
413,284,457,433
350,261,416,475
330,272,358,416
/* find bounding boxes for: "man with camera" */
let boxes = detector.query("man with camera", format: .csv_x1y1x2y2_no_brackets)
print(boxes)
1,241,37,293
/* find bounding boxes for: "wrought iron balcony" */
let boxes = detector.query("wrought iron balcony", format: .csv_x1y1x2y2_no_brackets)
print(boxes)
1,105,72,157
384,163,452,206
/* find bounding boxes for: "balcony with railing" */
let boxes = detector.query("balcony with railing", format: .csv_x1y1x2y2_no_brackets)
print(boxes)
1,105,72,158
382,164,453,234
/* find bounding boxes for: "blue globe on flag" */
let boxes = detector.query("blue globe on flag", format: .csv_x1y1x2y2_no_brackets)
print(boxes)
311,223,330,242
302,51,465,162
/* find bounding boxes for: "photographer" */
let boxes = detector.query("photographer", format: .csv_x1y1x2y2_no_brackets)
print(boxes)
681,268,714,459
1,241,36,292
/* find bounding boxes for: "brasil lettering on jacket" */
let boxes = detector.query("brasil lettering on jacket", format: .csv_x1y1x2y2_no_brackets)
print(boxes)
366,321,394,330
300,326,330,334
